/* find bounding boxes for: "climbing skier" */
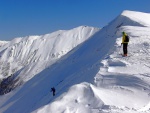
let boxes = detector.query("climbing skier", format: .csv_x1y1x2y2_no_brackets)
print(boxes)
51,87,56,96
121,32,129,56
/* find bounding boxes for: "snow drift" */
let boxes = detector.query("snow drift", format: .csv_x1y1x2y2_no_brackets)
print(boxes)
35,83,104,113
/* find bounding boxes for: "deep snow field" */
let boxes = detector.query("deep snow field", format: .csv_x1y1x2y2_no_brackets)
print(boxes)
0,10,150,113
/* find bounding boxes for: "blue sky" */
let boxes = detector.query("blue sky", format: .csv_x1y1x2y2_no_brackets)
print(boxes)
0,0,150,41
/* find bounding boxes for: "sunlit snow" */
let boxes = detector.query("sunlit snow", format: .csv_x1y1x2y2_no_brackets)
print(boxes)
0,10,150,113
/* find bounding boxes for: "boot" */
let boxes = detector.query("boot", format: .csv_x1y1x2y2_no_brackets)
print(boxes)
122,54,127,57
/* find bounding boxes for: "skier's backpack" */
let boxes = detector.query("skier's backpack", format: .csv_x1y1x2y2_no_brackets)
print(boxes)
125,35,129,42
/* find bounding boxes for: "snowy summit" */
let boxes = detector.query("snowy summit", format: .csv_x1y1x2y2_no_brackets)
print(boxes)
0,10,150,113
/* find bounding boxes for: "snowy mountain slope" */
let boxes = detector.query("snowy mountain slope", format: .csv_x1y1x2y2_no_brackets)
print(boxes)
0,26,99,81
0,24,112,113
1,10,150,113
33,10,150,113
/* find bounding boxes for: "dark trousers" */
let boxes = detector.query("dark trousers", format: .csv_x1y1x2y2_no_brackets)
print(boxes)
123,43,128,54
53,92,55,96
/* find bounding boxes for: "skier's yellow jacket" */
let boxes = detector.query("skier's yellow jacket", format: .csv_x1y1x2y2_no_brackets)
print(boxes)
122,32,128,43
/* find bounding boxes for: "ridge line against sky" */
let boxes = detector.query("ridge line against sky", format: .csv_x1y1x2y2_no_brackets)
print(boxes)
0,0,150,41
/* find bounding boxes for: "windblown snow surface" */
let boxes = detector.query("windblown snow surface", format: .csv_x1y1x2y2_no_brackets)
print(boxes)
0,10,150,113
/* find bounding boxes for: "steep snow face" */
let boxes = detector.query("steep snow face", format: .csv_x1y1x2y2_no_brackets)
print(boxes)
1,10,150,113
0,26,99,80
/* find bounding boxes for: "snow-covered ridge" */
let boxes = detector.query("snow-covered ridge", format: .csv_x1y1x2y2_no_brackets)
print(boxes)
121,10,150,26
0,41,9,48
107,10,150,33
0,26,99,80
1,10,150,113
